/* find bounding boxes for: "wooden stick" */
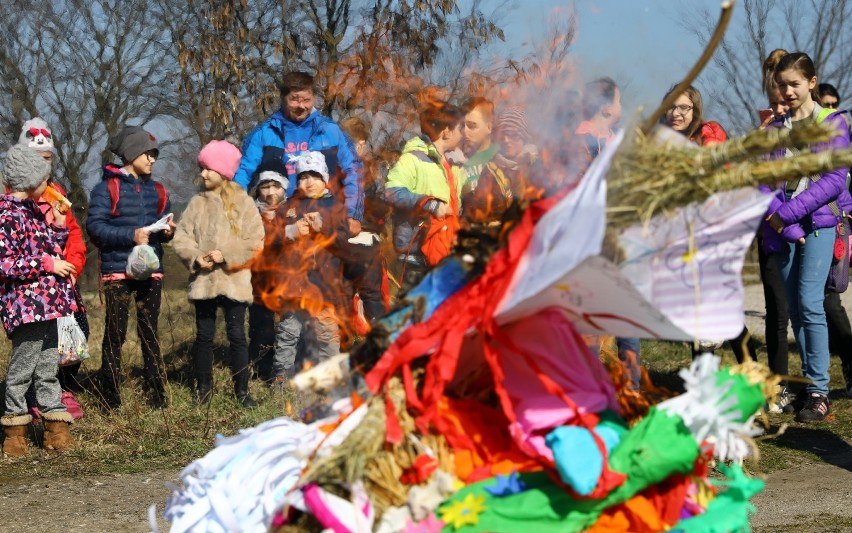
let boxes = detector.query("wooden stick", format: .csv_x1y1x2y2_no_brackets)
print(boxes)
641,1,736,135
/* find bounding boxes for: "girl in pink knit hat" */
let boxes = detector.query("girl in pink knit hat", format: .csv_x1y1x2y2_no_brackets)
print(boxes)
172,140,265,407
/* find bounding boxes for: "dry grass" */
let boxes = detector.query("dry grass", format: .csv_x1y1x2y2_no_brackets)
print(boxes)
0,279,300,477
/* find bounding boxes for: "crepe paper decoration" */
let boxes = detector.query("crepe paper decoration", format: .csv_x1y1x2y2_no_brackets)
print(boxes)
682,478,717,519
495,131,619,320
586,493,669,533
673,463,763,533
484,472,527,497
434,398,540,483
270,510,288,528
439,493,487,529
657,354,765,462
400,454,439,485
438,409,700,533
401,512,445,533
634,473,692,528
157,417,326,533
374,506,412,533
618,187,773,342
303,482,374,533
156,405,370,533
409,470,458,522
438,471,608,533
496,186,770,346
491,308,620,462
546,420,624,496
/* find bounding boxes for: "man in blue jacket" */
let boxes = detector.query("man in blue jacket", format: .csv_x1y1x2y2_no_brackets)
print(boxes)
233,71,364,236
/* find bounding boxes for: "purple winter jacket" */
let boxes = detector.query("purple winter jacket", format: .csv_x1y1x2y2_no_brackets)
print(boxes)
762,106,852,252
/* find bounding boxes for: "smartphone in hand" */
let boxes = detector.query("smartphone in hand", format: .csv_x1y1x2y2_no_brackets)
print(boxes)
758,108,774,123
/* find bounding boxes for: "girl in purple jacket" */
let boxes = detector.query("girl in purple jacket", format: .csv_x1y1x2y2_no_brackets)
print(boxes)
765,52,852,422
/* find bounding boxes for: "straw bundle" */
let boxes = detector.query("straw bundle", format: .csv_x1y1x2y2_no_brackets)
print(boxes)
606,120,851,228
301,383,405,492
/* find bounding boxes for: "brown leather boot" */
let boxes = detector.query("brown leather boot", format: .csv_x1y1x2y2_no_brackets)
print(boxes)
43,411,74,451
2,414,32,458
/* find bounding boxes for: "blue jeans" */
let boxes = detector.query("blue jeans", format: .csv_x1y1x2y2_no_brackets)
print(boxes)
776,228,835,395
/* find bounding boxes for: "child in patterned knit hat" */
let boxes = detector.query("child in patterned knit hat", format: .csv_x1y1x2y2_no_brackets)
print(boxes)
16,118,89,420
1,145,78,457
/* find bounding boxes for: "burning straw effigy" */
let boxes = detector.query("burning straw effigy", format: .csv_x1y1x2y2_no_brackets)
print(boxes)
152,109,851,531
152,3,852,532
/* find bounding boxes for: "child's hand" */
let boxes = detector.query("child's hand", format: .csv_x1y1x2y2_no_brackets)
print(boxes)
206,250,224,264
163,219,177,237
347,218,361,236
434,201,449,219
296,218,311,236
304,212,323,232
196,255,214,271
134,228,150,245
52,259,76,278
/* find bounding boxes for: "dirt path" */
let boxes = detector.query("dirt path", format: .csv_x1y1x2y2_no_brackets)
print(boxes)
2,460,852,532
0,469,178,532
751,454,852,532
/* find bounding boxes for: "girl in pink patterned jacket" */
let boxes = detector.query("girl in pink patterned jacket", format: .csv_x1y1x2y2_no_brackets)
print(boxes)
1,145,78,457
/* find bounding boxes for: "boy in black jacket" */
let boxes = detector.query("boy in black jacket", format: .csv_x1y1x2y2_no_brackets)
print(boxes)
267,151,355,385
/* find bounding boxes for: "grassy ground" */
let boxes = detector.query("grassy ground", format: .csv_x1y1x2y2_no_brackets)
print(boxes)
0,284,306,479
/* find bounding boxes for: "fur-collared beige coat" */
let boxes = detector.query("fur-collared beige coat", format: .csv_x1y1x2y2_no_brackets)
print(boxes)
172,187,264,303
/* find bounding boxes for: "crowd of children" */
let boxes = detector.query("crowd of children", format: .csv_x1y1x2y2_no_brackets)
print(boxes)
2,57,852,457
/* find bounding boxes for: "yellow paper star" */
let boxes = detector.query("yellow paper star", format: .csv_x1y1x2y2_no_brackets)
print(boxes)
439,493,486,529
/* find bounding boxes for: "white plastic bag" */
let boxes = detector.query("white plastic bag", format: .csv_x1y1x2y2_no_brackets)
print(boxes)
126,244,160,279
143,213,174,233
57,315,90,367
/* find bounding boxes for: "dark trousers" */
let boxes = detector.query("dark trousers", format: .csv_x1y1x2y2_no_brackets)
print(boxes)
825,290,852,385
759,246,790,377
397,258,429,296
193,297,249,388
248,303,275,382
99,279,165,407
344,250,387,322
762,245,852,386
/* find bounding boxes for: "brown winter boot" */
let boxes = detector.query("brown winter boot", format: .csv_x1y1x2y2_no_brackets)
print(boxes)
2,414,32,458
43,411,74,451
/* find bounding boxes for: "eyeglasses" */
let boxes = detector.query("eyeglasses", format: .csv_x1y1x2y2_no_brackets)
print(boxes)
668,104,694,115
824,101,840,109
286,95,313,105
28,127,51,138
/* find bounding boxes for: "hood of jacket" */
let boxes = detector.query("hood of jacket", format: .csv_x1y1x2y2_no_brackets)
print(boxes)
401,135,441,162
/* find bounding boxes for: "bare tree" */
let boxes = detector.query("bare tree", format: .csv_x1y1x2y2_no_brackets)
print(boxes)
156,0,305,142
683,0,852,135
166,0,524,147
0,0,177,225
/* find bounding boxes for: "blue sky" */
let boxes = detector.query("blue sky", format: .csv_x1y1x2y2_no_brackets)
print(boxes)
498,0,737,118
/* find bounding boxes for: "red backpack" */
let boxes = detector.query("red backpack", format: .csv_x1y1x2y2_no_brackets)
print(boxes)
106,177,168,217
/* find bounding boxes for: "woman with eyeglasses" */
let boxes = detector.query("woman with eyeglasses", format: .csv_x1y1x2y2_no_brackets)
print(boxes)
660,85,760,362
661,84,728,146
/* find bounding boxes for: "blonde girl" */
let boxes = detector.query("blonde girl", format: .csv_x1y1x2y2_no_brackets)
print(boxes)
173,141,264,407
